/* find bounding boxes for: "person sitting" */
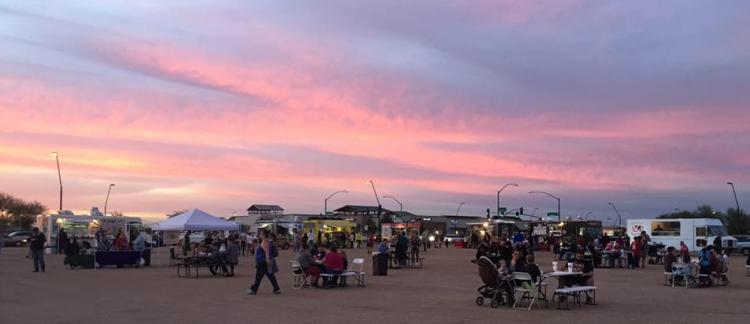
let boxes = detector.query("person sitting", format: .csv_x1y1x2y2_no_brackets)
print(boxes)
377,239,389,254
297,248,321,287
664,246,677,273
497,260,509,276
508,251,525,273
561,251,594,287
475,241,489,260
81,241,94,255
525,254,542,283
322,246,344,288
65,237,81,256
113,231,129,251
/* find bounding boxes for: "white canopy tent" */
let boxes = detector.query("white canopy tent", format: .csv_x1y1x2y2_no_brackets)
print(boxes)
155,208,239,231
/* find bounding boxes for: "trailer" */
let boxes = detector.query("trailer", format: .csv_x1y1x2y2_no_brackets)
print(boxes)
625,218,737,252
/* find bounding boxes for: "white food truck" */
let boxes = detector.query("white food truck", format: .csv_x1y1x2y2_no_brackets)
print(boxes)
625,218,737,252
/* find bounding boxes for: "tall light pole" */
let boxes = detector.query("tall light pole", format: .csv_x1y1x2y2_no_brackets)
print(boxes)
497,183,518,217
727,182,741,215
529,191,560,221
51,152,62,212
455,202,466,217
368,180,382,238
324,190,347,215
383,195,402,212
608,202,622,227
104,184,115,216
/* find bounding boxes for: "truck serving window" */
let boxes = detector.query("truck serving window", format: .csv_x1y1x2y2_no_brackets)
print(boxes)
651,221,680,236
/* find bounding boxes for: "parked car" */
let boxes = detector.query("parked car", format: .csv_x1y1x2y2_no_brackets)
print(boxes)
735,235,750,256
4,231,34,247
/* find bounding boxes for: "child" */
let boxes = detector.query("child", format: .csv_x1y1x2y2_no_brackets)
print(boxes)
525,254,541,283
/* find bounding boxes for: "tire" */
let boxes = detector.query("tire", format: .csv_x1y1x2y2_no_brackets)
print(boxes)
475,297,484,306
490,299,500,308
742,248,749,256
15,241,22,247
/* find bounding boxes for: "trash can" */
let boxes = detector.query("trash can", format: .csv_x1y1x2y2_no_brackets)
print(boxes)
372,253,388,276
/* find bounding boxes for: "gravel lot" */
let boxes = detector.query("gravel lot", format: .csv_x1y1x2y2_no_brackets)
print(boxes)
1,246,748,324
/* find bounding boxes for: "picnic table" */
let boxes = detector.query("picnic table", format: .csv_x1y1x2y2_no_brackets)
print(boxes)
542,271,595,309
176,254,213,278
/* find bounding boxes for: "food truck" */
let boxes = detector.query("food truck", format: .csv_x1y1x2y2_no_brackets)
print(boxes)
625,218,737,252
381,219,422,239
530,219,602,247
303,217,356,246
37,209,143,249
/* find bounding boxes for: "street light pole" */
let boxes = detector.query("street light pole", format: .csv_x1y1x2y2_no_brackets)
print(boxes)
529,191,561,221
51,152,62,212
383,195,402,212
324,190,348,215
727,182,741,215
497,183,518,217
368,180,382,238
608,202,623,227
455,202,466,217
104,184,115,216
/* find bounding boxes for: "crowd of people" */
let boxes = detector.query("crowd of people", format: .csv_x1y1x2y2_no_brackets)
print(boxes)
663,240,732,287
475,231,596,288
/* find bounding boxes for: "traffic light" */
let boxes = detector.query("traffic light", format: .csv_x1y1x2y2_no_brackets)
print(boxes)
519,207,524,215
486,208,490,219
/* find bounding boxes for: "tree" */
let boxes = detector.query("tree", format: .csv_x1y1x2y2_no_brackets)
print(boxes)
657,205,723,220
0,192,47,231
725,208,750,235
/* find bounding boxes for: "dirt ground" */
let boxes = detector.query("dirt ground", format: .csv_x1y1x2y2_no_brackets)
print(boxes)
1,246,748,324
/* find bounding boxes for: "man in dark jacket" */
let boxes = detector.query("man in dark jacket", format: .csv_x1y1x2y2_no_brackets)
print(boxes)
29,227,46,272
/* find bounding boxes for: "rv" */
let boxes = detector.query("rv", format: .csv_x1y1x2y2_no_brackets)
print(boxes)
625,218,737,252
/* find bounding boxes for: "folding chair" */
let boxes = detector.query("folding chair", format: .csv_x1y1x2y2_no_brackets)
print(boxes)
512,272,540,311
290,261,310,289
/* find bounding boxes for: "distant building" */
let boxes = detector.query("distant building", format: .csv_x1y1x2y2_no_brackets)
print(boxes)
247,204,284,220
333,205,390,230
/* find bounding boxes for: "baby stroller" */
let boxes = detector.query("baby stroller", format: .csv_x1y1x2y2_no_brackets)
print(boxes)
475,256,514,308
648,243,666,264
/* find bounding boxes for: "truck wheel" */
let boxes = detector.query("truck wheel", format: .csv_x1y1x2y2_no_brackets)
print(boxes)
742,248,750,256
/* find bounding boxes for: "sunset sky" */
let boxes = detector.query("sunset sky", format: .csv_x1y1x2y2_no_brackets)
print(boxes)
1,1,748,222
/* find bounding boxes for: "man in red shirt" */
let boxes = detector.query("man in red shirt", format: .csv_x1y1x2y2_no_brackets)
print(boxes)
322,246,344,287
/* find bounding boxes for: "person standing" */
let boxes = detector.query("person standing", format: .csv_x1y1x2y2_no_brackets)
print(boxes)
29,227,46,272
639,231,650,268
247,230,281,295
630,236,641,269
679,241,690,263
239,232,247,256
182,230,191,256
57,228,68,254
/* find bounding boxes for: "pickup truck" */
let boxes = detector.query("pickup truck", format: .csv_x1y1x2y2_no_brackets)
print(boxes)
735,235,750,256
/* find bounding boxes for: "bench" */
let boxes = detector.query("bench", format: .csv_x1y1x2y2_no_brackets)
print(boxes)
553,286,596,310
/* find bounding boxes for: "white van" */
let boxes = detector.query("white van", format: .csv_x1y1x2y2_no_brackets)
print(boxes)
625,218,738,252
